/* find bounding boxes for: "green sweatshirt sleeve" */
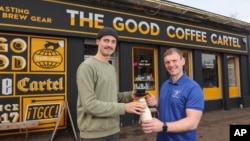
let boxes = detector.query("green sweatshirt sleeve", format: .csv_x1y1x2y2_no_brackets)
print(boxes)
77,59,127,117
118,91,133,103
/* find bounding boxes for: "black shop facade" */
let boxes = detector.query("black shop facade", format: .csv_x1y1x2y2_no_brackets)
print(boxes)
0,0,250,135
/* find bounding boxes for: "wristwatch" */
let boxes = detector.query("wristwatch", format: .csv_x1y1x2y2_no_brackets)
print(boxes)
162,122,168,132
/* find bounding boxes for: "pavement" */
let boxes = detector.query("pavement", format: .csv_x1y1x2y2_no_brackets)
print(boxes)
1,107,250,141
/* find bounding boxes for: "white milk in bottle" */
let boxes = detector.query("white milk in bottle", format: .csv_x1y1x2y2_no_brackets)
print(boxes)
139,98,152,121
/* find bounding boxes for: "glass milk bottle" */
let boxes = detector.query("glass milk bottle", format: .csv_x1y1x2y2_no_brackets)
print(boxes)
139,98,152,121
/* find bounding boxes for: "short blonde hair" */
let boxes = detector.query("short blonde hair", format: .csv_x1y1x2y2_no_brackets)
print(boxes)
163,48,183,58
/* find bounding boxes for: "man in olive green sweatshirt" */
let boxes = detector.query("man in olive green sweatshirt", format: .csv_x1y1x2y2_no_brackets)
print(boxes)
76,27,146,141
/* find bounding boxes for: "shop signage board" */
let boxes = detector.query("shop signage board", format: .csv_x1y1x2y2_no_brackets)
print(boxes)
0,32,67,135
0,0,248,54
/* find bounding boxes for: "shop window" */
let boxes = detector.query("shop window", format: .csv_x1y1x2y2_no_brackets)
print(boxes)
227,55,240,97
202,53,218,88
133,48,155,90
84,45,97,55
227,56,237,86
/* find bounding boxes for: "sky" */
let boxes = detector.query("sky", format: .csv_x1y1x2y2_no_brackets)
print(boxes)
168,0,250,23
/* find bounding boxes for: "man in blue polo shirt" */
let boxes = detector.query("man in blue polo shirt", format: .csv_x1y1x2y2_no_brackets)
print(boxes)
141,48,204,141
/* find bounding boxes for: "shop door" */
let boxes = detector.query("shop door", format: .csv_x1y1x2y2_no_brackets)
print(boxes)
132,46,158,98
202,53,222,100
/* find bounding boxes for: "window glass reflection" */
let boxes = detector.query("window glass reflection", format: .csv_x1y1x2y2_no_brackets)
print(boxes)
202,53,218,87
133,48,155,90
227,56,236,86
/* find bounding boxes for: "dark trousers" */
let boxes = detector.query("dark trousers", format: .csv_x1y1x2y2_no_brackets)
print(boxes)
80,132,120,141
